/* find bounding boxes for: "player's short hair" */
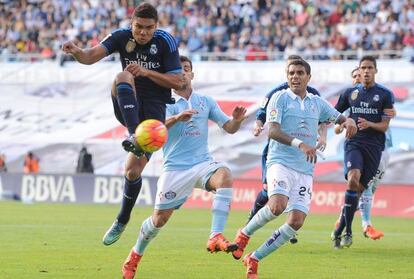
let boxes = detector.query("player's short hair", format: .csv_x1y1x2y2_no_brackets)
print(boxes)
286,55,303,61
180,55,192,70
287,59,311,75
351,67,359,77
133,2,158,21
359,55,377,69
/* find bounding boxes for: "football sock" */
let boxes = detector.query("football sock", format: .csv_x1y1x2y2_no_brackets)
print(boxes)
252,223,296,261
210,188,232,238
116,82,139,135
243,205,277,236
247,189,268,223
334,207,346,238
134,217,160,255
117,177,142,224
344,190,359,235
360,186,373,229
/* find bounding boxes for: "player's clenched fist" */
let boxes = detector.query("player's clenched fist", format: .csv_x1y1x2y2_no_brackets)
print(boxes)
62,41,80,55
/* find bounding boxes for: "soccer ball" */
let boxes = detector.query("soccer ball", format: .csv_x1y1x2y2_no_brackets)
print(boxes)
135,119,168,152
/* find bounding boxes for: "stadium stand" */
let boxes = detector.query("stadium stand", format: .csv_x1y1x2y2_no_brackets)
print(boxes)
1,0,414,61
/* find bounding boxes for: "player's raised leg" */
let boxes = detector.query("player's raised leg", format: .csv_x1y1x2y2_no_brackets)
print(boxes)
206,167,238,253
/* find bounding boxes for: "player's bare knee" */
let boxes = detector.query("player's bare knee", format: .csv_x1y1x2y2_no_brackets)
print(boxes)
267,202,284,216
125,169,141,181
152,215,168,228
115,71,135,86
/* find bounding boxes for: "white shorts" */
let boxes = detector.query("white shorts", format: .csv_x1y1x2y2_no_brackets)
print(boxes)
155,160,228,210
369,150,390,193
266,163,313,215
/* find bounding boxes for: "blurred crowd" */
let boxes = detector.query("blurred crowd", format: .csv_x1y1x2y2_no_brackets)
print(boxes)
1,0,414,61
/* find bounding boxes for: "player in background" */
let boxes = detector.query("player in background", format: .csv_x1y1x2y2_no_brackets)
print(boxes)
248,55,327,244
232,59,357,279
333,67,396,242
62,2,185,246
121,56,247,279
331,56,394,249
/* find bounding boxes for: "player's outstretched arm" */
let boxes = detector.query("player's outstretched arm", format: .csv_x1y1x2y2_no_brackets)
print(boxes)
61,41,107,65
268,122,317,163
165,109,198,129
223,106,247,134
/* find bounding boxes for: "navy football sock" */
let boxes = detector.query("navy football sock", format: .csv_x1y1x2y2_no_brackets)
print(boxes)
117,177,142,224
247,189,269,223
116,82,139,135
344,190,359,236
334,207,346,238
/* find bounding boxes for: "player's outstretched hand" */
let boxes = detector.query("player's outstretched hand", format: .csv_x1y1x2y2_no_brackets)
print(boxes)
344,118,357,138
62,41,80,55
384,107,396,118
176,109,198,122
253,120,264,137
232,106,247,122
299,143,317,164
125,64,148,77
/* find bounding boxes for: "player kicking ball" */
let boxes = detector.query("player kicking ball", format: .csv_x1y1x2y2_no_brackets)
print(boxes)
122,56,247,279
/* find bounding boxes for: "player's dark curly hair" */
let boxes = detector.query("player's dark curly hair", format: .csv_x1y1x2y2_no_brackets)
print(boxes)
133,2,158,21
287,59,311,75
359,55,377,69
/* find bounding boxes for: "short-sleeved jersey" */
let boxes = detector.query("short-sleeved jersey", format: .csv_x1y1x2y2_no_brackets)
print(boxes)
163,92,230,171
256,82,320,124
101,28,181,103
335,83,394,149
266,89,341,176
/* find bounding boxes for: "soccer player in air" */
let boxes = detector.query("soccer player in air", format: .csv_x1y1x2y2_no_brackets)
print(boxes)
248,55,327,244
121,56,247,279
333,66,395,243
231,59,357,279
331,56,394,249
62,3,185,246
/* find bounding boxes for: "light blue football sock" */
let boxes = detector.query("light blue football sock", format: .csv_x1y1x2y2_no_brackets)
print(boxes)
242,205,277,236
252,223,296,261
360,186,373,229
134,217,160,255
210,188,232,238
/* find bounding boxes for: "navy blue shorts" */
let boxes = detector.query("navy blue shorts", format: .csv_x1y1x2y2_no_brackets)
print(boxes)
344,141,382,188
261,141,269,185
111,94,166,160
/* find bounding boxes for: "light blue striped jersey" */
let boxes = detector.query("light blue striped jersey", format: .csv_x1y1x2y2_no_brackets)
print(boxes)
163,92,230,171
385,129,393,148
266,89,341,175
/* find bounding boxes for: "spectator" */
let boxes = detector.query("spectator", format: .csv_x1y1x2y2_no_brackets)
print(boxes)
1,0,414,61
76,146,94,174
23,151,40,174
0,153,7,172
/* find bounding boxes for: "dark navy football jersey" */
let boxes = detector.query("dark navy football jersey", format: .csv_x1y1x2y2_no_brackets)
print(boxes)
335,83,394,148
101,28,181,103
256,82,320,123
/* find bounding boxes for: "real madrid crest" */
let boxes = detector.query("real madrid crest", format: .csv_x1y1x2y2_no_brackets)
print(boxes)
150,44,158,55
373,94,379,102
125,39,136,53
351,89,359,100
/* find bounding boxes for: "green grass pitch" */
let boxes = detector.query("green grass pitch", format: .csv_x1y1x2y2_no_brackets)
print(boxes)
1,201,413,279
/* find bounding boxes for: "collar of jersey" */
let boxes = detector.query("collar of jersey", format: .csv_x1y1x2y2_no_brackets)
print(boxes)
172,92,193,104
286,88,312,100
